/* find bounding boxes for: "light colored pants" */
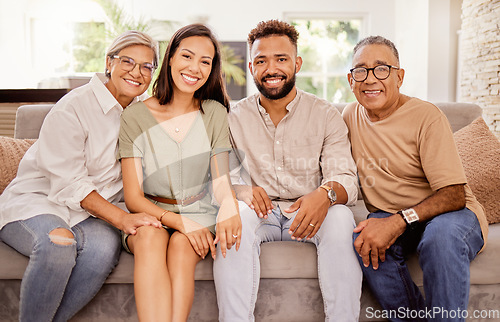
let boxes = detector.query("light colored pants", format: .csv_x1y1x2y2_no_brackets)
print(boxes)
0,214,121,322
214,201,362,321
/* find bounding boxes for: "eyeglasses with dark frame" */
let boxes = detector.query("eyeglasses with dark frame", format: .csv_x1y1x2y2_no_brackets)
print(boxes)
350,64,400,82
112,55,156,78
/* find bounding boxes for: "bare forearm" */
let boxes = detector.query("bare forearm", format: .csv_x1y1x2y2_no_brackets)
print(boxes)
124,194,183,230
213,174,236,204
319,181,348,205
411,184,466,222
121,157,181,229
211,152,237,206
331,181,348,205
80,190,128,230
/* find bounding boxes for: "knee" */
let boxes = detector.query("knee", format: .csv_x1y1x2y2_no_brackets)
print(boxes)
238,202,260,234
33,228,76,268
168,232,193,253
321,205,355,235
133,226,169,253
49,228,75,246
329,205,355,224
78,220,121,259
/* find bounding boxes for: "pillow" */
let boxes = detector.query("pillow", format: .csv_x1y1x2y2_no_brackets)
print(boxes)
454,117,500,224
0,137,36,194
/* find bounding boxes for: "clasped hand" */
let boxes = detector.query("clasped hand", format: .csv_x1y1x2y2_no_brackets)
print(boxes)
235,185,330,241
121,212,162,236
177,198,241,260
234,185,274,219
178,216,216,260
353,214,406,270
215,198,242,258
285,189,330,240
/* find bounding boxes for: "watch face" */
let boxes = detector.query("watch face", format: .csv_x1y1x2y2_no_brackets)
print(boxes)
402,208,419,223
328,190,337,203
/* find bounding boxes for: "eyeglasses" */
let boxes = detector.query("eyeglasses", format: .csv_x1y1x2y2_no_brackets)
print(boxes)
350,64,400,82
112,55,156,77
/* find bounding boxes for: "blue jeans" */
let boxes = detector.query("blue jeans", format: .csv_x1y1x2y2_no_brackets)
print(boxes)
355,208,483,322
214,201,362,322
0,214,121,322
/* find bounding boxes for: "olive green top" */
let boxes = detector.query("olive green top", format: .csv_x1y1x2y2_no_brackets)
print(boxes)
118,100,231,233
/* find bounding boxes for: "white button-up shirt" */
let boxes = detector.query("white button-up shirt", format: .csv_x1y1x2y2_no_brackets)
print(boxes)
0,73,146,229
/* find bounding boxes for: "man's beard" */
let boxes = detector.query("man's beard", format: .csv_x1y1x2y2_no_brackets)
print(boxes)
254,73,296,100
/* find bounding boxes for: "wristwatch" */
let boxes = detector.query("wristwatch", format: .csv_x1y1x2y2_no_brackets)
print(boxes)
319,185,337,206
397,208,419,230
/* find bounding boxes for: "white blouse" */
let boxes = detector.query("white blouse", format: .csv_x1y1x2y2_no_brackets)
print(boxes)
0,73,147,229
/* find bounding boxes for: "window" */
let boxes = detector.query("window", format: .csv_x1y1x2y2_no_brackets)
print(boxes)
288,16,363,103
31,19,105,89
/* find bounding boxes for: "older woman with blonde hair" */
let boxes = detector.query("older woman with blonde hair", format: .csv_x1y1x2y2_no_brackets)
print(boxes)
0,30,161,322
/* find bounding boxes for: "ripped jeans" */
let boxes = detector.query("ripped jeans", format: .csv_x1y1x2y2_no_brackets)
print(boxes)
0,214,121,322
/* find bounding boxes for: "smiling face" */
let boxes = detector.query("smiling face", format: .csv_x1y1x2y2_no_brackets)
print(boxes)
105,44,155,107
169,36,215,97
348,44,405,119
249,35,302,101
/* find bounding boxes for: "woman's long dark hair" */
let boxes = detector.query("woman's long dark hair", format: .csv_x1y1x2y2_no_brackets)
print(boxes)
152,24,230,111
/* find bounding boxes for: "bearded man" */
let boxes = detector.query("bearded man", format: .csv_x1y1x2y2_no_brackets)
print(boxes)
213,19,362,322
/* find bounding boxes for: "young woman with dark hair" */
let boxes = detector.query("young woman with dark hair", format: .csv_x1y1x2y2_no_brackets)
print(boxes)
118,24,242,321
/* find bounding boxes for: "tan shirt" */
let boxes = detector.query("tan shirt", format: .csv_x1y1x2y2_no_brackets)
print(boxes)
228,89,358,216
342,97,488,244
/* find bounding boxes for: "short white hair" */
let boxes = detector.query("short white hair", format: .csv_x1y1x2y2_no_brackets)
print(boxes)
105,30,159,77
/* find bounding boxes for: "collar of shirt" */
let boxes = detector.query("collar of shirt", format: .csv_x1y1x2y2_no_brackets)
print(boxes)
90,73,123,115
90,73,146,115
256,88,302,116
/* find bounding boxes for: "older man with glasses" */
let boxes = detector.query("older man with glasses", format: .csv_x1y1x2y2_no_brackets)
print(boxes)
342,35,488,322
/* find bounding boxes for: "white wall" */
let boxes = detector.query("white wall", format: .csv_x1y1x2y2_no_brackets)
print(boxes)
395,0,429,99
121,0,396,40
427,0,462,102
1,0,463,102
2,1,32,88
3,0,107,88
121,0,398,96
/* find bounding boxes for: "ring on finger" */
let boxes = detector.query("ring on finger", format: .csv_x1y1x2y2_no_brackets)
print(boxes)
232,234,238,238
309,223,316,228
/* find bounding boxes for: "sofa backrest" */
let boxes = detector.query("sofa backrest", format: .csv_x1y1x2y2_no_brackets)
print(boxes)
332,102,482,132
14,102,483,139
14,104,54,139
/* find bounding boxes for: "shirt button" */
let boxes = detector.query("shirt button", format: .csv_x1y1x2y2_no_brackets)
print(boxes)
276,140,280,145
277,166,282,171
281,189,286,193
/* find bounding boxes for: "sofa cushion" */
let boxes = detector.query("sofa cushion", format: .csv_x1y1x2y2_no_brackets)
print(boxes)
454,117,500,224
0,137,36,194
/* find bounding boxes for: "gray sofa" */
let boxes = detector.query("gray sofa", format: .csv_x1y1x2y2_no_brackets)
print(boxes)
0,102,498,322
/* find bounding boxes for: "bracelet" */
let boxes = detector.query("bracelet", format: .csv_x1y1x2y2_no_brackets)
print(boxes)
159,210,168,223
